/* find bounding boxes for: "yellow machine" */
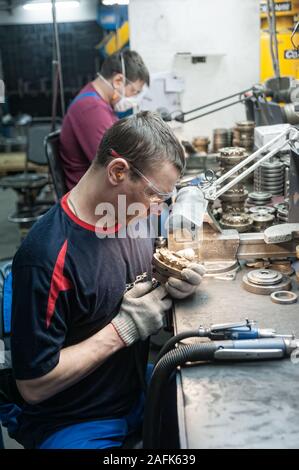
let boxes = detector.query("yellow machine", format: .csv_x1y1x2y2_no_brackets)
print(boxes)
96,21,130,57
260,0,299,81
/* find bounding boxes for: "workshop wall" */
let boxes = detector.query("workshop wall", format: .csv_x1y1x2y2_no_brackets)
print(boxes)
0,1,101,116
129,0,260,142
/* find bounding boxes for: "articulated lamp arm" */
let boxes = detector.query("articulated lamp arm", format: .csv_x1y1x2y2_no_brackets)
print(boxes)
202,126,299,202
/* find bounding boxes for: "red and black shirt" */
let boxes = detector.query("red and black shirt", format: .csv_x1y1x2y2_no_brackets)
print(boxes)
11,194,154,448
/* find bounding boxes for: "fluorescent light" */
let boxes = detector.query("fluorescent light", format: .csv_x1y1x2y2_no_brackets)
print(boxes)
23,1,80,11
102,0,129,5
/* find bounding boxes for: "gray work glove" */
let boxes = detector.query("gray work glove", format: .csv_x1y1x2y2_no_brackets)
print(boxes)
111,281,172,346
165,263,206,300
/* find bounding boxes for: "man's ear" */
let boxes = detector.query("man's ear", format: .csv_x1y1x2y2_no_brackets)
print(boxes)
107,158,129,186
112,73,124,90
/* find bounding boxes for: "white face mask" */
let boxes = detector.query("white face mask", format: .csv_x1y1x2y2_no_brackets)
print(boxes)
113,94,138,113
97,72,138,112
98,54,141,113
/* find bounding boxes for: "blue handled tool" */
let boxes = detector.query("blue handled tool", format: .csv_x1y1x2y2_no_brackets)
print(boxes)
198,318,294,340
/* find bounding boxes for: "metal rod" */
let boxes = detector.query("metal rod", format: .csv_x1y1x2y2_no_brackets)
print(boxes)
178,99,246,123
51,0,65,117
51,62,59,132
177,88,252,117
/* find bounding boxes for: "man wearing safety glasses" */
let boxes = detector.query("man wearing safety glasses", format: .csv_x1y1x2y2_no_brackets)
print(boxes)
60,50,149,190
11,112,205,449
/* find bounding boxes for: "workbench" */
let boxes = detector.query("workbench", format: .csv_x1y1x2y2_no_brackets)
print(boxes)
174,267,299,449
0,152,47,176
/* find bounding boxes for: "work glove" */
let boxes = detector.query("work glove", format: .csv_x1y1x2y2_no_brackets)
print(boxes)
165,263,206,300
111,281,172,346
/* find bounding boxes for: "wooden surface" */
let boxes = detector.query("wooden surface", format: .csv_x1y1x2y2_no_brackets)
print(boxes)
0,152,48,176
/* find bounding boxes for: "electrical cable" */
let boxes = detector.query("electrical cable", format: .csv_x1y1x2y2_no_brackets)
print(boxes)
143,342,217,449
155,330,201,364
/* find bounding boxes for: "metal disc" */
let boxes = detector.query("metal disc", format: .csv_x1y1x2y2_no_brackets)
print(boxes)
261,167,284,172
248,199,272,206
242,274,292,295
247,269,282,285
252,213,274,223
260,176,284,183
264,185,284,190
248,192,272,201
270,291,298,304
248,205,276,215
261,161,284,169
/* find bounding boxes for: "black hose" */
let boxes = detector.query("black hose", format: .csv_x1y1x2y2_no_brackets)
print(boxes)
143,342,217,449
155,330,200,364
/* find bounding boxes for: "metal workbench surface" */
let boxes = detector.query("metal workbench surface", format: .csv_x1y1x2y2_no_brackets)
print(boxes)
173,268,299,449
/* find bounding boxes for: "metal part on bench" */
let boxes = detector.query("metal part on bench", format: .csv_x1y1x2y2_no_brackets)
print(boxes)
248,191,272,206
264,223,299,244
242,269,292,295
248,205,276,215
252,213,275,232
238,232,297,259
270,291,298,305
247,269,283,285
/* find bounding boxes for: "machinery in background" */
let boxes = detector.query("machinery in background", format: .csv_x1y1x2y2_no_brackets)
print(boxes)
254,158,286,195
212,128,232,152
139,72,185,122
246,75,299,126
232,121,255,151
217,147,253,233
174,78,299,129
198,121,255,155
96,3,129,57
183,121,295,237
174,2,299,132
260,0,299,82
162,125,299,285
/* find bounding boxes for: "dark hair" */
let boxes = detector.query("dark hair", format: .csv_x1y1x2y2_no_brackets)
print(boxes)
100,50,150,86
94,111,185,177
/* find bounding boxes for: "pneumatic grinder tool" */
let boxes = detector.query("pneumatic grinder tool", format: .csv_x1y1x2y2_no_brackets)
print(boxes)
198,319,295,341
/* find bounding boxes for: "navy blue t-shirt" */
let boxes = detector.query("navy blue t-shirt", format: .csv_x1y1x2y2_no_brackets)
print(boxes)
11,194,154,448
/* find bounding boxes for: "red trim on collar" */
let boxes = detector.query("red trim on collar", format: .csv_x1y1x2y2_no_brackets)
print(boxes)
60,193,121,234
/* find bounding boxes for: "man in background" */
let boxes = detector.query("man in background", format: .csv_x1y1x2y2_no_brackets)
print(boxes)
60,50,149,190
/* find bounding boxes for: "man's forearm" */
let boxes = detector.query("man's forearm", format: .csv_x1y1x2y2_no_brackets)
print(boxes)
17,323,125,404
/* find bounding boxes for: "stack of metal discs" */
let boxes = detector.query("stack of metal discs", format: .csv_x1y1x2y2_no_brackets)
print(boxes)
247,191,272,206
248,206,275,231
217,147,253,232
251,212,275,232
232,121,255,152
213,129,229,152
275,201,289,223
243,268,291,295
280,153,290,197
254,159,285,196
192,136,210,154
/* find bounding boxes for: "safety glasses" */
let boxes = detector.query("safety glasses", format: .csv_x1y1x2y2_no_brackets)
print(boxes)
110,149,177,202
